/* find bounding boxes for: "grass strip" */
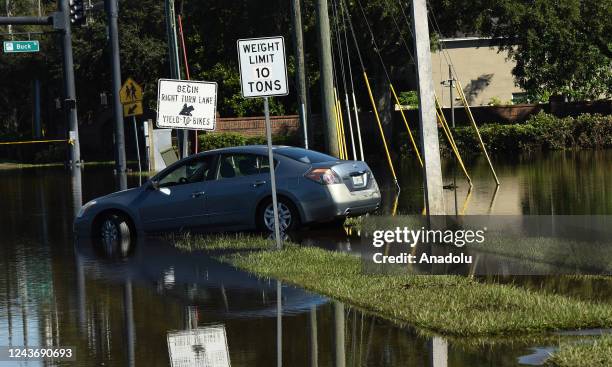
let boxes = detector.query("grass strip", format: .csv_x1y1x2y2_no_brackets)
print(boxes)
171,233,275,252
546,336,612,367
207,242,612,337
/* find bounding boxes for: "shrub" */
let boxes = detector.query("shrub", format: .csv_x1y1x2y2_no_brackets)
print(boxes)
199,132,301,151
415,113,612,159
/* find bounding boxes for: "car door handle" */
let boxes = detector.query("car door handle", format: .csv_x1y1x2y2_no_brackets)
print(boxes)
251,180,267,188
191,191,205,198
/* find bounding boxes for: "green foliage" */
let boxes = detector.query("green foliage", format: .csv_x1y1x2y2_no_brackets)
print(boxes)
487,97,503,106
484,0,612,100
424,113,612,158
198,132,301,151
398,91,419,109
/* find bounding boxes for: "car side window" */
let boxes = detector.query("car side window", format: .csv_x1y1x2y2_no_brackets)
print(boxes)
217,154,270,179
158,155,214,187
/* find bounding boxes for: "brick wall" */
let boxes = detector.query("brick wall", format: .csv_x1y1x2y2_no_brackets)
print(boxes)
215,115,301,137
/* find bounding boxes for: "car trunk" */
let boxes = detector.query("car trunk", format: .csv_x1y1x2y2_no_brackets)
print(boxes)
312,160,374,192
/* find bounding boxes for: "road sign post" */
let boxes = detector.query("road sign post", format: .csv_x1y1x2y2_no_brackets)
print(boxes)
237,36,289,250
121,78,145,181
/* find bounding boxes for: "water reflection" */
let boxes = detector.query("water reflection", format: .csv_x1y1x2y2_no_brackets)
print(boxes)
392,150,612,215
0,151,611,366
167,325,230,366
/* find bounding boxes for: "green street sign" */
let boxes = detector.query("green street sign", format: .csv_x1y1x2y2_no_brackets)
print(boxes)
3,40,40,53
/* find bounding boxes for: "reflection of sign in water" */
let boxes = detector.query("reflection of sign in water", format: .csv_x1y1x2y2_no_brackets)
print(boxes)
167,325,230,367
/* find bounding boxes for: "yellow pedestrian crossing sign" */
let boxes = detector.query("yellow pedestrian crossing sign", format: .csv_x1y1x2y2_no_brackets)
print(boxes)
120,77,143,104
123,101,143,117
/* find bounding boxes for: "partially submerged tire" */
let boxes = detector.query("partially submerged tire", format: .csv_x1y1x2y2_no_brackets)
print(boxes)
97,213,132,257
257,197,300,232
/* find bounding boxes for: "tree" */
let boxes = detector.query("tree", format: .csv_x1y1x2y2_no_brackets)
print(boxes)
431,0,612,101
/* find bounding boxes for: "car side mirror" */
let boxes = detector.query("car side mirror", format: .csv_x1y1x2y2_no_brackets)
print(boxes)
149,180,160,190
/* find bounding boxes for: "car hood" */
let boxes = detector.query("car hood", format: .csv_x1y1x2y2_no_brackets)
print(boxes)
94,186,143,205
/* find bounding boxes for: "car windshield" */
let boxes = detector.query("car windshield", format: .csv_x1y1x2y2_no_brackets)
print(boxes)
276,148,338,164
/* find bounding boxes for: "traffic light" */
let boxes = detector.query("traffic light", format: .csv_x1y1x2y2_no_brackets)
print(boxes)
69,0,86,26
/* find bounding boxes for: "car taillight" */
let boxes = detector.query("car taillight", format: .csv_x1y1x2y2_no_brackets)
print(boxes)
305,168,342,185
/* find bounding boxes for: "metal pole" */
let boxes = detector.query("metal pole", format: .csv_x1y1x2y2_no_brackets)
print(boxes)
290,0,309,148
344,93,356,159
309,305,318,367
106,0,126,172
429,337,448,367
0,16,52,25
265,97,282,249
33,79,41,138
352,93,364,160
334,302,346,367
449,65,455,128
302,103,309,149
276,280,282,367
316,0,339,157
123,281,135,367
411,0,445,215
59,0,81,165
132,116,142,185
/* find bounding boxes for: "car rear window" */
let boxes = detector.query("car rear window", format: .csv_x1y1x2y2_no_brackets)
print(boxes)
276,148,338,164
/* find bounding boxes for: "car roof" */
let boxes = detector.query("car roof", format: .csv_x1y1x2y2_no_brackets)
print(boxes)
196,145,294,156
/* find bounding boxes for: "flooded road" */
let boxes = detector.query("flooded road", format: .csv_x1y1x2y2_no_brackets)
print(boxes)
1,150,610,366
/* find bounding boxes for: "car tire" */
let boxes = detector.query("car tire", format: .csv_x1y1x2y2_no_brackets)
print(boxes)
257,197,300,233
97,213,132,257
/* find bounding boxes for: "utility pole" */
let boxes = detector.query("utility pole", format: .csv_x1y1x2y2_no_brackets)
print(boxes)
59,0,81,164
105,0,126,172
316,0,339,157
449,65,455,128
0,10,81,165
164,0,187,158
290,0,309,148
33,79,41,137
411,0,444,215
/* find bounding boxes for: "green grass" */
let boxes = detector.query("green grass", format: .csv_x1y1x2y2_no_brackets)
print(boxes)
546,336,612,367
191,239,612,337
170,233,276,252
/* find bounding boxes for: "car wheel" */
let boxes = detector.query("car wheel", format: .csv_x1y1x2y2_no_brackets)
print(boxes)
98,213,132,256
258,198,299,232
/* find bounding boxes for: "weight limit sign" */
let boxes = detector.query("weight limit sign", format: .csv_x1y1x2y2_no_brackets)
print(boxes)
237,36,289,98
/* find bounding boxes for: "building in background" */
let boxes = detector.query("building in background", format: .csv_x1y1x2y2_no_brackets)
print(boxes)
431,37,525,107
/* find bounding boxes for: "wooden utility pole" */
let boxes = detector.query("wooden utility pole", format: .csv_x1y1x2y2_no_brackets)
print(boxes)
164,0,188,158
290,0,309,148
411,0,445,215
316,0,339,157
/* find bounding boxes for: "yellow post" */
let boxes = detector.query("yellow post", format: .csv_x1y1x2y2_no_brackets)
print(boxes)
333,90,344,159
337,99,349,159
454,81,500,185
334,89,346,159
389,84,423,167
434,96,472,185
460,186,473,215
362,72,398,184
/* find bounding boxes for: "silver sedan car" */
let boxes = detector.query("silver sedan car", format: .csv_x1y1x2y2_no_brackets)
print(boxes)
74,146,381,241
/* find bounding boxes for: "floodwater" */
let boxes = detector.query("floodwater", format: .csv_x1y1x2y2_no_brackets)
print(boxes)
1,150,610,366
